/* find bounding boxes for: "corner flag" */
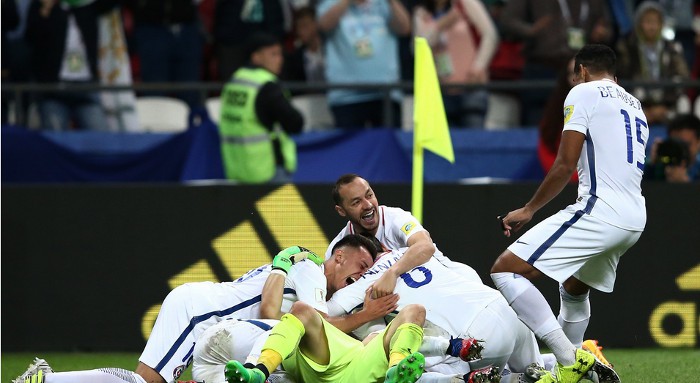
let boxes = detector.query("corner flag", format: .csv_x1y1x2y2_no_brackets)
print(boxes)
412,37,454,222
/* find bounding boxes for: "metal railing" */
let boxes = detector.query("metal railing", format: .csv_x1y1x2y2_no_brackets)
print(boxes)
3,79,700,127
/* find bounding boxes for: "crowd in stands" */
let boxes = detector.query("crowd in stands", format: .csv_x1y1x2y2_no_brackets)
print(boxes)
1,0,699,182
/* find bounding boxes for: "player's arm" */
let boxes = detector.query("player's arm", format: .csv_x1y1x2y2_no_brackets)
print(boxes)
500,130,585,236
260,246,323,319
371,231,435,297
325,287,399,333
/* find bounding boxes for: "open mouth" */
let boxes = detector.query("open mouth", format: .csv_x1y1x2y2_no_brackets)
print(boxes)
345,276,357,286
361,209,375,223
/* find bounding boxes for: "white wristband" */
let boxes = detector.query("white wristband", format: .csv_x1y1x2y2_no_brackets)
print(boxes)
271,269,287,276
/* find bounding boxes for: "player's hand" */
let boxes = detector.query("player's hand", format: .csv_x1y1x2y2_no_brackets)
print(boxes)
497,207,534,237
363,286,399,320
371,271,398,298
272,246,322,274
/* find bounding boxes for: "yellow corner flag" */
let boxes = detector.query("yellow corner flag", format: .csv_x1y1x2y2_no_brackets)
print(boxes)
412,37,454,222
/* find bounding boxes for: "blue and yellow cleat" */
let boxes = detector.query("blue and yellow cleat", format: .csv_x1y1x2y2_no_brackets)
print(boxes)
224,360,266,383
385,352,425,383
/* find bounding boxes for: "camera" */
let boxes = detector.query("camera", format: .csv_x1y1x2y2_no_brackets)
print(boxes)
644,138,690,180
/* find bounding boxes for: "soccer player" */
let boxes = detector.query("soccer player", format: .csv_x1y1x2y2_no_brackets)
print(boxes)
327,174,480,299
14,236,389,383
491,44,643,383
225,301,428,383
328,246,543,383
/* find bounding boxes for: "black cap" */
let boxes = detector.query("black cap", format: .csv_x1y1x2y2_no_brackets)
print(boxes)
245,33,281,62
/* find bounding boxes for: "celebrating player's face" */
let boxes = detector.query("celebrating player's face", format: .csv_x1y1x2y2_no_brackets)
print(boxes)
336,177,380,234
329,245,373,294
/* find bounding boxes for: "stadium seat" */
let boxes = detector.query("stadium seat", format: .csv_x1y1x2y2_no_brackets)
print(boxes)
291,94,335,132
135,97,189,132
205,97,221,124
401,95,414,132
694,95,700,119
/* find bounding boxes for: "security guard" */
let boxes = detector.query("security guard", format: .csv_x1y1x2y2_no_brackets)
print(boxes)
219,33,303,183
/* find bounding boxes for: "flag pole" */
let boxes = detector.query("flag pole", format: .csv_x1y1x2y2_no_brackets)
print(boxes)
412,125,424,223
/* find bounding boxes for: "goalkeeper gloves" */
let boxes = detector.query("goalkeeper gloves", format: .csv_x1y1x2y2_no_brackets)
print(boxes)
272,246,323,274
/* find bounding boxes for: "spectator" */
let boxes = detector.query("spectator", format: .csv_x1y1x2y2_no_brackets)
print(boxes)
1,0,20,124
645,113,700,182
25,0,117,131
213,0,290,82
218,33,304,184
616,1,689,125
537,58,578,183
282,6,326,93
658,0,695,71
317,0,411,129
500,0,612,126
483,0,525,130
413,0,499,128
124,0,204,109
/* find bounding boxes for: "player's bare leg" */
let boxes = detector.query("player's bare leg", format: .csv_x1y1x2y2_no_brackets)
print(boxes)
135,363,166,383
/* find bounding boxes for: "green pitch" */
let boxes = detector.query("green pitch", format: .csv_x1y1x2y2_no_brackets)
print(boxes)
3,349,699,382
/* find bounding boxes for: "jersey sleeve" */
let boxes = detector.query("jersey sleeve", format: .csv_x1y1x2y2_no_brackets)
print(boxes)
288,262,329,314
385,208,426,244
328,272,377,313
562,84,595,135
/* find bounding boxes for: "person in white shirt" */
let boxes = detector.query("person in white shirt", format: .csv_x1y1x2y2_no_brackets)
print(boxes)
491,44,642,383
14,238,385,383
328,246,544,383
327,174,480,298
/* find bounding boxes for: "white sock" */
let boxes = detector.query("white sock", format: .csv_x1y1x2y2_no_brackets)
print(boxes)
416,371,460,383
541,352,557,370
418,335,450,357
45,369,147,383
557,284,590,348
491,272,576,366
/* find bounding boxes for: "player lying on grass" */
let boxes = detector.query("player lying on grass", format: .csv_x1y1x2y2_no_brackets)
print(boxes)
13,235,391,383
193,253,485,383
225,301,429,383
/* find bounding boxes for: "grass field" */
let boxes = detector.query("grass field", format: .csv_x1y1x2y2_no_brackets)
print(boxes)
3,349,700,382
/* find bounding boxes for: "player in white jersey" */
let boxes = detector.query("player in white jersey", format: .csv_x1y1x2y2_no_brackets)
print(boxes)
327,174,479,298
14,239,383,383
491,44,640,383
328,247,544,383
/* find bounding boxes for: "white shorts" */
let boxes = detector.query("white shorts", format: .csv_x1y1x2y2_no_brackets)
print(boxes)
508,206,642,293
139,282,257,382
463,296,542,373
192,318,278,383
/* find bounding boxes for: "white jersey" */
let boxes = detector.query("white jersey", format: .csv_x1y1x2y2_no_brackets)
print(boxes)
328,248,501,336
325,205,462,272
563,79,647,231
229,261,329,316
140,259,326,382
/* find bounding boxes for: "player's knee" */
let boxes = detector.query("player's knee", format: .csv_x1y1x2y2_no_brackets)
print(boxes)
289,301,317,323
400,304,426,325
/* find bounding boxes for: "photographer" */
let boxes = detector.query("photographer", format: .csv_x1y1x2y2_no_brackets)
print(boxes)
645,114,700,183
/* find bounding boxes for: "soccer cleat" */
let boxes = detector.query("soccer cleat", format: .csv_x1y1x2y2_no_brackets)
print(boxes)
463,365,501,383
552,348,595,383
588,359,622,383
448,337,484,362
533,371,556,383
224,360,266,383
12,358,53,383
582,339,612,368
522,363,548,382
385,352,425,383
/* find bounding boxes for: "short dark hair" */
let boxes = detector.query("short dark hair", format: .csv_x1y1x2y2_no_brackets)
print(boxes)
332,173,361,206
358,233,385,254
330,233,378,261
667,113,700,139
245,33,281,62
294,5,316,21
574,44,616,76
